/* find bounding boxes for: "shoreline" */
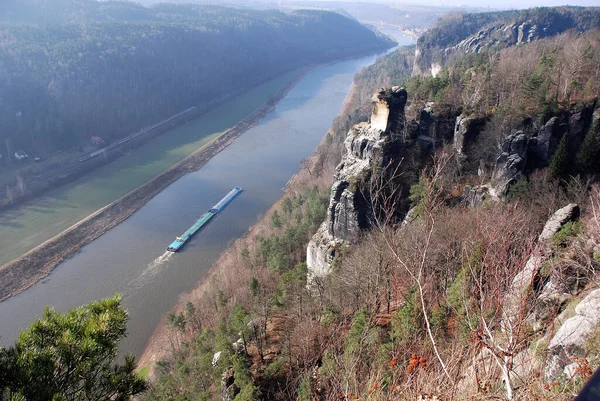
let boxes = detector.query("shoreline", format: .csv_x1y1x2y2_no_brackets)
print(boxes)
0,66,310,303
137,82,362,378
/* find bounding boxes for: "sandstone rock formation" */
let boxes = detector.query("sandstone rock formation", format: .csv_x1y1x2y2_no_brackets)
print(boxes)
546,289,600,381
489,104,598,196
413,14,591,78
504,204,579,327
454,114,486,171
307,87,408,284
491,132,529,195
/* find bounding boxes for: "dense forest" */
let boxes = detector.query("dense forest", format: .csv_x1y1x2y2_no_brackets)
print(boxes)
0,0,393,158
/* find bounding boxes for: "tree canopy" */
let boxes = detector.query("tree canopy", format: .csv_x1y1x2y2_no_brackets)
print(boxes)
0,1,392,157
0,295,147,400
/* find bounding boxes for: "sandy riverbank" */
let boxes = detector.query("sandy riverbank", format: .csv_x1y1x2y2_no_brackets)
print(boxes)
0,68,310,303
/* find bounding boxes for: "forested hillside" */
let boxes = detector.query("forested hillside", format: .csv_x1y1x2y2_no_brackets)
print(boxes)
0,0,393,157
136,6,600,401
413,6,600,76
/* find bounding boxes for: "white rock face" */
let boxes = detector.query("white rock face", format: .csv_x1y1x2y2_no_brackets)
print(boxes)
306,223,332,285
538,203,580,243
370,98,390,132
212,351,222,367
431,63,442,77
306,88,407,284
546,289,600,381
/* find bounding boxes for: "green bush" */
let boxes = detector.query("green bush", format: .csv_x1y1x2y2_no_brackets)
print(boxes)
551,221,582,248
264,357,286,379
391,289,421,345
345,308,369,354
506,176,529,199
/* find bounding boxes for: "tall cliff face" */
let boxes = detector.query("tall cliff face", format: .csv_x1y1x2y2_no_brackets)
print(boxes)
307,87,407,283
308,91,599,284
490,102,599,195
414,21,551,77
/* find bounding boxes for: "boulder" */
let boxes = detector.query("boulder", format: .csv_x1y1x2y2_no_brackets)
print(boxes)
538,203,579,243
546,289,600,381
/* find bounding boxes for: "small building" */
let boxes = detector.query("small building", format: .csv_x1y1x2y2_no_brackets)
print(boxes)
14,150,28,160
90,136,103,145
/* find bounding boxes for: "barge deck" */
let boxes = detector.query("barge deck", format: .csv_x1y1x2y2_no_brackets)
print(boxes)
167,187,242,252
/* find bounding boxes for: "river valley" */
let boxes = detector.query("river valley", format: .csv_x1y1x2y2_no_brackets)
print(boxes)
0,34,415,357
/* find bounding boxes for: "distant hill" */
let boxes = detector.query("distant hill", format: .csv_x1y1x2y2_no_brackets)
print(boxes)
0,1,393,154
414,6,600,76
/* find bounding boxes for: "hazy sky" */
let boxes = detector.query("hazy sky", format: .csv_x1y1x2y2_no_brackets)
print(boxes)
134,0,599,11
439,0,599,9
288,0,600,9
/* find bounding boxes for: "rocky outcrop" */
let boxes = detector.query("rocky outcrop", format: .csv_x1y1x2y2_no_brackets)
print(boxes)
462,185,491,207
416,103,457,143
454,114,487,171
489,103,598,196
221,368,238,401
413,9,599,77
538,203,580,243
453,116,471,157
496,202,598,384
503,204,579,328
546,289,600,381
532,116,562,165
307,87,408,284
491,132,528,195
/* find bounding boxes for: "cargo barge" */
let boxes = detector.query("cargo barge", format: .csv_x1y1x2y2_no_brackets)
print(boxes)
167,187,242,252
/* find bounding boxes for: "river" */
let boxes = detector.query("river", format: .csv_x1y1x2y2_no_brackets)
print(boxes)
0,35,415,356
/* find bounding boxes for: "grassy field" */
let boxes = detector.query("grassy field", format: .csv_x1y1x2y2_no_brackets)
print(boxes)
0,71,299,267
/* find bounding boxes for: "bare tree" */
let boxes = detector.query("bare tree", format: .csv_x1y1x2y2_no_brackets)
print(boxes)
370,152,455,384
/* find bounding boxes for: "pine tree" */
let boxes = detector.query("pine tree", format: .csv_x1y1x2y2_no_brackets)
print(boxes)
575,121,600,174
548,133,569,180
0,296,147,400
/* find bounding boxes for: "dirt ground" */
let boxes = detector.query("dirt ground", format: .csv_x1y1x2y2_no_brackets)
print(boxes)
0,69,309,303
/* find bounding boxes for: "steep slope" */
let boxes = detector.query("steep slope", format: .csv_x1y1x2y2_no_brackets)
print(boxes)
301,12,600,400
137,8,600,401
413,7,600,77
